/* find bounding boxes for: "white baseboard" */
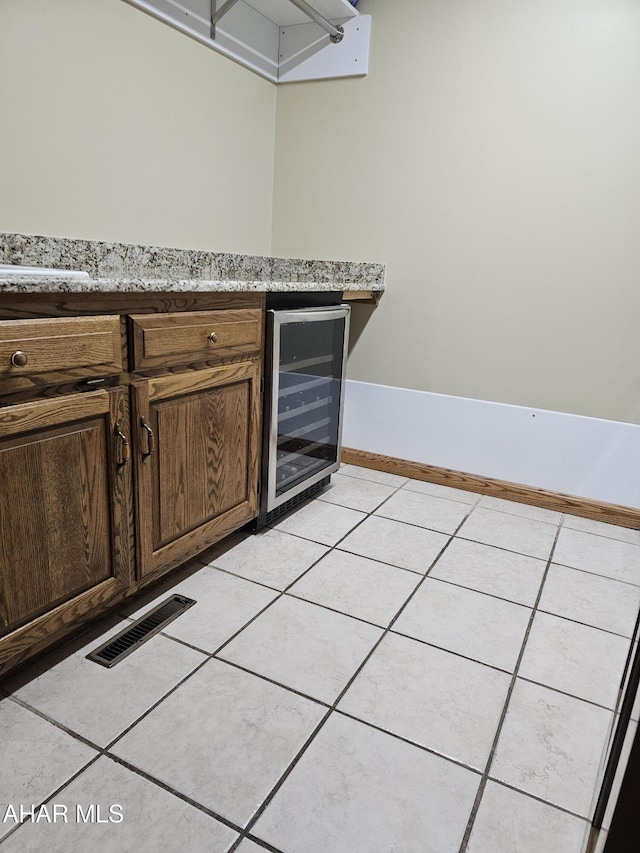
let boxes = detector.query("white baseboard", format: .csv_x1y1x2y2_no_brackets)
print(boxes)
343,379,640,509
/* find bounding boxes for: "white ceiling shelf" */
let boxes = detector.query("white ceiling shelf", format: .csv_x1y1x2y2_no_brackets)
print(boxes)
242,0,358,28
125,0,370,83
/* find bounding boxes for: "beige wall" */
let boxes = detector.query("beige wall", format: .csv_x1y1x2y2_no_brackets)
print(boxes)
3,0,640,424
272,0,640,424
0,0,276,254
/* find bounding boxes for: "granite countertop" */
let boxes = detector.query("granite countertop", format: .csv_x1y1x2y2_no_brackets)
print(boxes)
0,234,385,295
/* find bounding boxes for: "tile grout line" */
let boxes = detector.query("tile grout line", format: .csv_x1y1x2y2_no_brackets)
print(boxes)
131,596,625,732
9,498,377,849
281,588,418,630
0,751,106,846
257,473,415,605
0,482,531,849
248,480,533,834
378,629,624,712
214,476,416,652
136,607,627,798
226,490,472,851
332,707,485,777
225,482,418,851
209,656,331,710
270,471,411,546
105,753,247,835
320,489,480,515
3,666,274,847
452,503,560,529
200,508,640,643
534,608,638,641
225,708,333,853
1,615,595,847
0,746,258,849
7,659,239,840
270,496,628,582
340,467,640,546
554,523,640,547
396,572,537,608
383,515,471,634
116,611,624,791
419,574,638,639
1,487,382,850
135,551,640,657
267,507,568,569
481,776,592,824
505,675,623,715
268,472,457,547
207,530,353,661
4,693,108,752
3,473,633,850
5,656,219,836
241,835,286,853
542,559,640,589
327,478,476,566
456,518,566,853
338,469,482,508
203,523,640,593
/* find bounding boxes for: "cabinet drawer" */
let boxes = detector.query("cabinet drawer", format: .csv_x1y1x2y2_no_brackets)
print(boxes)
0,316,122,379
129,309,262,370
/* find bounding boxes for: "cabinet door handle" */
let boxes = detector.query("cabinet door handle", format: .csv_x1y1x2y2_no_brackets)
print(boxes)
10,350,28,368
207,331,218,344
140,416,155,458
114,423,130,466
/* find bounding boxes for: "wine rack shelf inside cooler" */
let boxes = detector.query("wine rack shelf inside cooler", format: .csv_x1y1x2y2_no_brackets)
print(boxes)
276,370,337,495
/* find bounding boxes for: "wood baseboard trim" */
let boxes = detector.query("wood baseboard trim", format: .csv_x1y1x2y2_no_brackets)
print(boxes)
342,447,640,530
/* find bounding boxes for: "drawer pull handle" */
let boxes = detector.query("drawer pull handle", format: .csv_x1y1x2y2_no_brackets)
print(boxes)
10,350,28,368
207,331,218,344
114,423,130,466
140,416,155,458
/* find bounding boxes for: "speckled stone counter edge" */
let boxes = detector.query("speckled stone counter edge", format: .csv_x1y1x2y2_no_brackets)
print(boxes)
0,234,385,293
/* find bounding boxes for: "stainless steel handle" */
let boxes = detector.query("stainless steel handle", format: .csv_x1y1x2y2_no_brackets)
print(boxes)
140,416,155,459
114,423,130,466
207,331,218,344
269,306,351,325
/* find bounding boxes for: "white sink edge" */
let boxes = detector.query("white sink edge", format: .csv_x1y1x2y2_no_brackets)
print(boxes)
0,264,91,279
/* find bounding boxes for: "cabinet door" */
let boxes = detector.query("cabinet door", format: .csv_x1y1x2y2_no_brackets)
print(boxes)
132,359,261,577
0,388,132,661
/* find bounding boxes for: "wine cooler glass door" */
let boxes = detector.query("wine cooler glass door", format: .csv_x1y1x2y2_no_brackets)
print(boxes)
268,306,350,510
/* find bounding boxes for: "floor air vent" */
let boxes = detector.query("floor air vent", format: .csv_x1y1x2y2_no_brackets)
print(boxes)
86,595,196,668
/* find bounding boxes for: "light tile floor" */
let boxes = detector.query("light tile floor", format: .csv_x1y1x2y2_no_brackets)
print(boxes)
2,465,640,852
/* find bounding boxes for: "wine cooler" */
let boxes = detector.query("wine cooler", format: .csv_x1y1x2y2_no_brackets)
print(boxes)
256,303,351,528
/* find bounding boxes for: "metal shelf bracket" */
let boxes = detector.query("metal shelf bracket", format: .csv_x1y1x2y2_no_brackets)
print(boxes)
210,0,344,43
288,0,344,43
210,0,242,39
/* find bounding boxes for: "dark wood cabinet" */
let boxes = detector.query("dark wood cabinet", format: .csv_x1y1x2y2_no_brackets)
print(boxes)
0,387,133,673
129,308,262,370
0,293,265,677
132,359,262,578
